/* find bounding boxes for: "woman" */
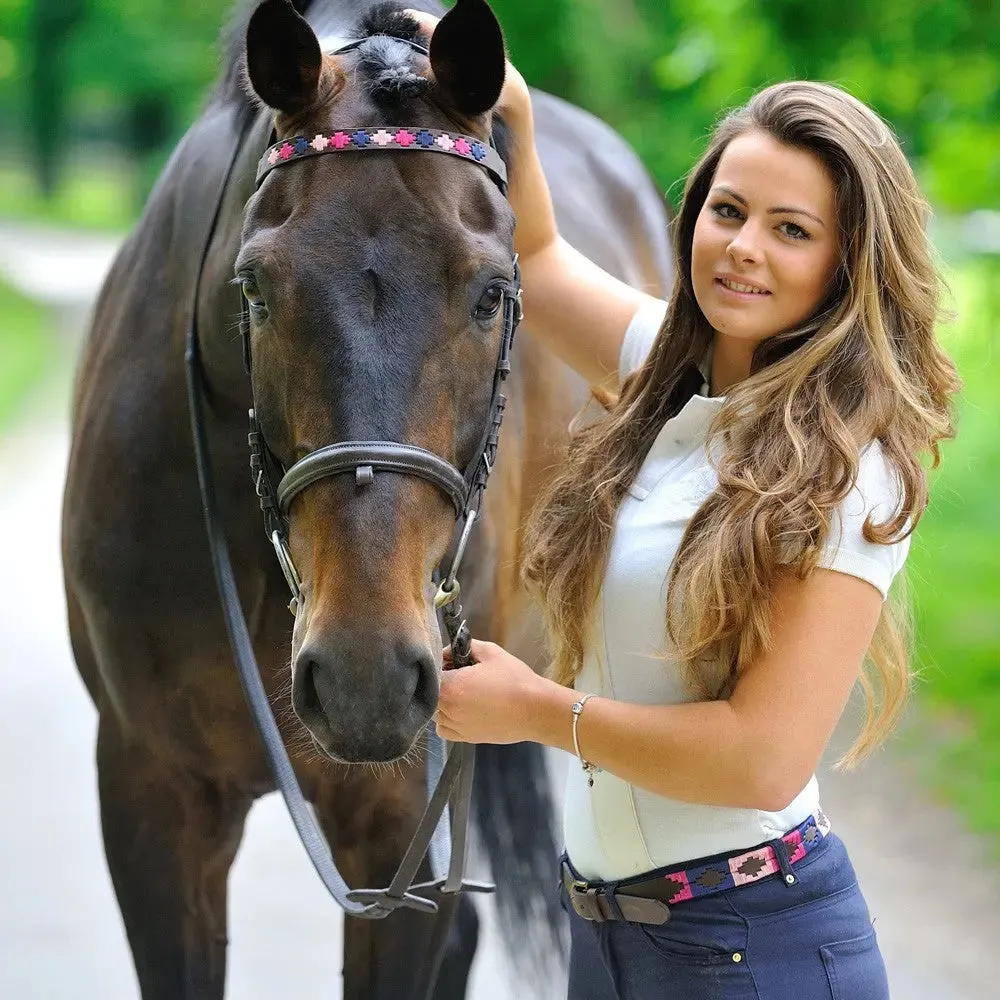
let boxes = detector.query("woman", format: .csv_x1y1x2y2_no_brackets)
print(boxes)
409,10,960,999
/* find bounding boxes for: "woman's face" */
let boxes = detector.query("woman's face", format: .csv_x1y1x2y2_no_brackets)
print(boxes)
691,131,841,351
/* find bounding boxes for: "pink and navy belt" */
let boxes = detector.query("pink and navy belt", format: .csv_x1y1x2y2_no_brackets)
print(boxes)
561,810,832,925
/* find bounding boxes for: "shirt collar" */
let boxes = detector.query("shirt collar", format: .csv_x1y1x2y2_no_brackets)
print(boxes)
696,342,717,398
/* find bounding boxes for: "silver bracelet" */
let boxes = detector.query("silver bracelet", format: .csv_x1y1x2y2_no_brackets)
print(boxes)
571,693,601,787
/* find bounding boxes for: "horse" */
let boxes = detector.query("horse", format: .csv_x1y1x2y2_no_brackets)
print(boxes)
60,1,673,996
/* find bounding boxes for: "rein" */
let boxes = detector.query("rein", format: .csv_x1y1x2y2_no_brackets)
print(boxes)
185,36,522,999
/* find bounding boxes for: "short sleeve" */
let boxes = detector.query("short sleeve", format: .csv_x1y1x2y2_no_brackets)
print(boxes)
619,298,668,383
817,442,911,599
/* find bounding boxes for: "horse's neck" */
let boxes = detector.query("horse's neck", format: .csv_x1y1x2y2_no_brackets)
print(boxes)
193,106,270,416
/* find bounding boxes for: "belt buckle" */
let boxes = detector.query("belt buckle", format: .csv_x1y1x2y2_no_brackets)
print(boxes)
568,880,609,923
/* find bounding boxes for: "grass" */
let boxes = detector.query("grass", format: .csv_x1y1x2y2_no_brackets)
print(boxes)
0,278,56,431
907,255,1000,844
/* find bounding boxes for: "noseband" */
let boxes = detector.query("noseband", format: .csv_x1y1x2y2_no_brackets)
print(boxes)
246,106,522,615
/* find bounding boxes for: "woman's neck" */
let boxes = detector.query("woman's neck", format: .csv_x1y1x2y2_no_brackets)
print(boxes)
709,332,758,397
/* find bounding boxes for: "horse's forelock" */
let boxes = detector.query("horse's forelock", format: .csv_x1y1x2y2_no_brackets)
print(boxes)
352,1,424,45
347,3,430,103
353,36,430,103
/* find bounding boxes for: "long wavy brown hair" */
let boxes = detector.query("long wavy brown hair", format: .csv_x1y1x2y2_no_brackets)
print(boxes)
522,81,961,766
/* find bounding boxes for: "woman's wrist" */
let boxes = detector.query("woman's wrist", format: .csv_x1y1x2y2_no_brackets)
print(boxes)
526,675,579,752
497,64,532,135
496,72,559,260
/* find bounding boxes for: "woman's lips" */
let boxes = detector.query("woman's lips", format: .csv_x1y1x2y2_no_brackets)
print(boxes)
715,276,772,299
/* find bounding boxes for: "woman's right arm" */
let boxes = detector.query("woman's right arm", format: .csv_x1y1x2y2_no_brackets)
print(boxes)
502,69,664,390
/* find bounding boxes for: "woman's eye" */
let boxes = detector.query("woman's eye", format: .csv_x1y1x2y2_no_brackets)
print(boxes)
780,222,811,240
711,202,742,220
475,283,506,320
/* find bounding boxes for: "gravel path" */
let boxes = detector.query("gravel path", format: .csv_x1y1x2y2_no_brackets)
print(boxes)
0,222,995,998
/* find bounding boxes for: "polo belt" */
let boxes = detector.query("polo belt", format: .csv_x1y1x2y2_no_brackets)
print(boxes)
562,809,832,926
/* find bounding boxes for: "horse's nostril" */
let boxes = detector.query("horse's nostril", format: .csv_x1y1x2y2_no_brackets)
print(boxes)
410,650,438,716
302,659,323,715
293,654,328,724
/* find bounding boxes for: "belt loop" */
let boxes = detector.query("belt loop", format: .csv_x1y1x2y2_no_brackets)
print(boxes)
601,881,628,922
771,837,797,887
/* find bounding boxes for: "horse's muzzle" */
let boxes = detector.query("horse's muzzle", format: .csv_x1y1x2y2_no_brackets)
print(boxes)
292,633,439,762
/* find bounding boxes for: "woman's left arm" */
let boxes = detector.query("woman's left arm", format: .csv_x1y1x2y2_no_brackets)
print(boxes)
435,567,883,811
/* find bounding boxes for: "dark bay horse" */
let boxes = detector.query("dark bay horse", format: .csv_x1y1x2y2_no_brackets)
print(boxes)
61,0,673,996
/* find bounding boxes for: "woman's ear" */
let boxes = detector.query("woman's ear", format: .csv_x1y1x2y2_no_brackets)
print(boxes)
429,0,506,116
246,0,322,115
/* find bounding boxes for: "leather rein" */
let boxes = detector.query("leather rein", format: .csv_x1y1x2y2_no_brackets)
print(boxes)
184,35,522,999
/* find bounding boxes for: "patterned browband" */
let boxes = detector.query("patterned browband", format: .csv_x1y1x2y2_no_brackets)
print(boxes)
255,126,509,190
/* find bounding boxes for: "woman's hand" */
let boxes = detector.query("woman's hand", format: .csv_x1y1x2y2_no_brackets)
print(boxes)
403,9,532,128
405,5,563,345
434,638,554,745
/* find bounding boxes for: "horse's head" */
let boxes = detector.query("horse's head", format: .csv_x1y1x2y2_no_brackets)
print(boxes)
238,0,516,762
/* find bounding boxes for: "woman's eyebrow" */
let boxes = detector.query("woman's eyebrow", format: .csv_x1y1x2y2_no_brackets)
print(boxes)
711,185,827,229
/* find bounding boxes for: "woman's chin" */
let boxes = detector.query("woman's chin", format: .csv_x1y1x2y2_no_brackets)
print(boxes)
704,311,776,342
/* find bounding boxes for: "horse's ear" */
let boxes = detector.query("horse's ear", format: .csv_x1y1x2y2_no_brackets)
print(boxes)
246,0,322,115
429,0,506,116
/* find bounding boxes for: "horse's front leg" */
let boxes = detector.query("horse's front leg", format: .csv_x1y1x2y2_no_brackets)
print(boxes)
315,763,480,1000
96,715,253,1000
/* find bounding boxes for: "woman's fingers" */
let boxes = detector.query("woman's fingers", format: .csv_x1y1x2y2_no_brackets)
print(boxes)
403,9,439,36
404,7,531,128
442,639,493,666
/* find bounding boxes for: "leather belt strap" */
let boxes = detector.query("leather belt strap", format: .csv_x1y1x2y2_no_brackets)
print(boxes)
561,861,670,926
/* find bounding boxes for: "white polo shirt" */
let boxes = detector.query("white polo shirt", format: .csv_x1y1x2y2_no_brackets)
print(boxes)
563,301,911,880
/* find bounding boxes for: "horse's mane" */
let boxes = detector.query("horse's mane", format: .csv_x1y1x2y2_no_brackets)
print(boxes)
214,0,511,164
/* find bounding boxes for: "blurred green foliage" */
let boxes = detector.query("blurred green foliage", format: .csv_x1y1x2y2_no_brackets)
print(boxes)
0,0,997,211
0,0,227,200
909,256,1000,842
0,157,135,228
0,276,53,428
495,0,1000,211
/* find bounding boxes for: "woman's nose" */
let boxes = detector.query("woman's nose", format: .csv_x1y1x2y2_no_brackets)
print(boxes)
726,221,762,264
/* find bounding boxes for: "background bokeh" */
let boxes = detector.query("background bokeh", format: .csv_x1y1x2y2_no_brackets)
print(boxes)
0,1,997,993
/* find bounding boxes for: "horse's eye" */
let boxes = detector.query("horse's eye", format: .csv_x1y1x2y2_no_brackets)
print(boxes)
241,278,265,312
475,283,506,321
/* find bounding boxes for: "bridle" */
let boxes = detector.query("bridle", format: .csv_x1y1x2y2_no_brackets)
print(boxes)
185,34,525,1000
245,38,520,619
246,244,520,615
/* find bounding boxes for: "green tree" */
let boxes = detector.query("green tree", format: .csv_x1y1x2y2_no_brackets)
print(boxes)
495,0,1000,211
3,0,997,213
29,0,85,195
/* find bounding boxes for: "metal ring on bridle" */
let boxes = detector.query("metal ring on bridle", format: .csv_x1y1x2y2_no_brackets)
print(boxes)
445,509,477,591
271,530,302,605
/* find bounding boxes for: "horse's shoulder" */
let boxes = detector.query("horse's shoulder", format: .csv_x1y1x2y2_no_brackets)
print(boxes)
531,89,673,294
